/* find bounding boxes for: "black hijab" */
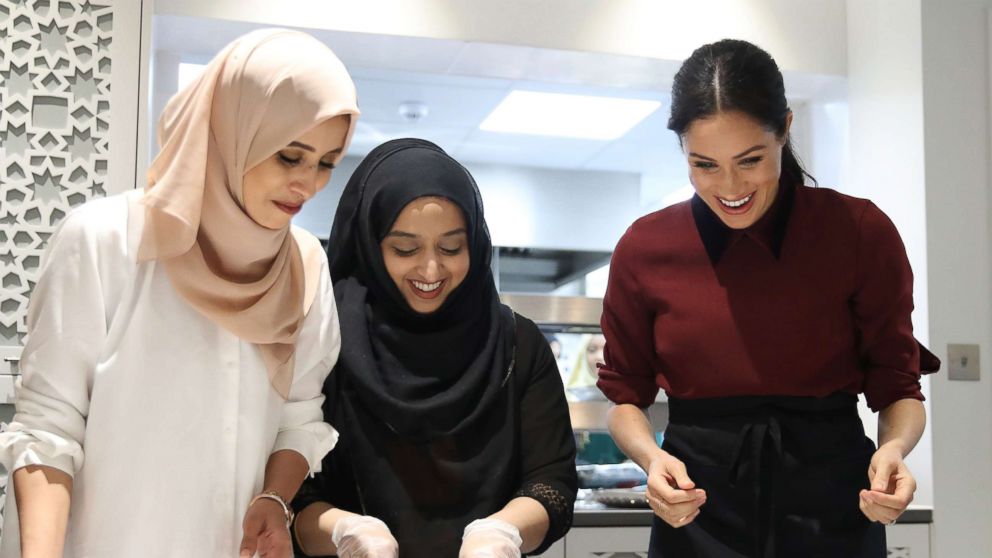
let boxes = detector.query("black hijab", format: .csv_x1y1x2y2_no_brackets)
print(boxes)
328,138,516,439
320,140,523,556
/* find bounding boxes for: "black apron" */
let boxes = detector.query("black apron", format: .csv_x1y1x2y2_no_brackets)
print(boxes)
650,393,885,558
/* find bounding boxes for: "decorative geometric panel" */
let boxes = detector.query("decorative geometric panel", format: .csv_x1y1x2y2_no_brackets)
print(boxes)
0,0,113,346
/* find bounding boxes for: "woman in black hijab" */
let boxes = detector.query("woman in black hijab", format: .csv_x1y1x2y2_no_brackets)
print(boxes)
291,139,577,558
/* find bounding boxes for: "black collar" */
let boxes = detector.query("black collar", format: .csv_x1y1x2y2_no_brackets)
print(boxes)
690,182,796,266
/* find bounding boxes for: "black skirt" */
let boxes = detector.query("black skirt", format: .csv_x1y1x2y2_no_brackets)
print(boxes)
649,393,885,558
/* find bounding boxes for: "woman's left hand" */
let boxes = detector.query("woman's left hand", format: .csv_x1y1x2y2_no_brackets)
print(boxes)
239,499,292,558
859,442,916,525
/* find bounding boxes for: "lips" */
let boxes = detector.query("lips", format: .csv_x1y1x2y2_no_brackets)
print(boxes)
408,278,445,300
715,192,755,215
273,201,302,215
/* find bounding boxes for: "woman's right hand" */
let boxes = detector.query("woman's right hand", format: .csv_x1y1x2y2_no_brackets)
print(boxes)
331,515,399,558
645,451,707,528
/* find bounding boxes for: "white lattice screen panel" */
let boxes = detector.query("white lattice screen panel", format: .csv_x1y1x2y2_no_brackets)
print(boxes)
0,0,113,346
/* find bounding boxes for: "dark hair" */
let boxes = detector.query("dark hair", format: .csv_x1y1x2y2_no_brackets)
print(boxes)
667,39,816,186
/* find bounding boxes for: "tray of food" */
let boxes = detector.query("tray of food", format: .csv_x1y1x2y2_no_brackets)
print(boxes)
589,486,650,509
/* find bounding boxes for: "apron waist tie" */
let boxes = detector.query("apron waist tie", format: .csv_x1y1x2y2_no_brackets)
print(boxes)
727,416,783,558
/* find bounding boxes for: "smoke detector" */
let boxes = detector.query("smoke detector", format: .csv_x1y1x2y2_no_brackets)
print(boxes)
398,101,429,123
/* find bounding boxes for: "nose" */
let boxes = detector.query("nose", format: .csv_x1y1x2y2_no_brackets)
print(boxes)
292,165,328,201
420,257,441,282
723,167,741,192
710,168,747,199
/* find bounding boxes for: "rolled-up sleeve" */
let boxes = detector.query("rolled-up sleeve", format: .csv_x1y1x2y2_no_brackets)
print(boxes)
271,260,340,474
0,211,109,477
853,202,938,412
597,227,663,408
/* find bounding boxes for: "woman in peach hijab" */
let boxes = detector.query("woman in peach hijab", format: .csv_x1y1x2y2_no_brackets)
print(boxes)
0,29,358,558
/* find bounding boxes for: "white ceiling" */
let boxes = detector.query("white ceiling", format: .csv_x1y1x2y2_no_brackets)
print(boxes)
153,15,845,181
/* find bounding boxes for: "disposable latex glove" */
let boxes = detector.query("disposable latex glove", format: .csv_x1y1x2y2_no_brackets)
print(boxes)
331,515,399,558
458,518,523,558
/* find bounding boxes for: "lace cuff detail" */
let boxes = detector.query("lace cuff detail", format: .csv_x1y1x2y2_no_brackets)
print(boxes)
515,481,574,554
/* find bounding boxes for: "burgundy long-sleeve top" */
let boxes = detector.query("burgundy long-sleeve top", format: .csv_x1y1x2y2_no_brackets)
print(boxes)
597,183,938,412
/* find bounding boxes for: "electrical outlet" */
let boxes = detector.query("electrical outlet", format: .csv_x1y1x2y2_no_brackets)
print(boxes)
947,344,980,381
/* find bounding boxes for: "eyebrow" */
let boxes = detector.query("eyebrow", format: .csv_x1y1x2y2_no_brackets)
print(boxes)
732,145,766,159
287,141,315,152
688,144,767,161
386,228,468,239
287,141,344,157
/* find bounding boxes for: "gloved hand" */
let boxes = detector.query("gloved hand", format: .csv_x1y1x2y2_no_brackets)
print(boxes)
331,515,399,558
458,518,523,558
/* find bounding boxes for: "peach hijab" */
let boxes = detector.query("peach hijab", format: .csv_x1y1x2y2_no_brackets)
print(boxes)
135,29,359,398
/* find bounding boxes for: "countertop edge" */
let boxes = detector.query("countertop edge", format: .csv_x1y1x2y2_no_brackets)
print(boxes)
572,507,933,527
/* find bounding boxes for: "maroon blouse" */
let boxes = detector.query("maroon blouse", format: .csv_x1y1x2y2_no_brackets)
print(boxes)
597,183,939,412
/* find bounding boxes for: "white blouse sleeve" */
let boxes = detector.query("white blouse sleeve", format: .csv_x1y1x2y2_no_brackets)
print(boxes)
0,202,124,477
270,255,340,475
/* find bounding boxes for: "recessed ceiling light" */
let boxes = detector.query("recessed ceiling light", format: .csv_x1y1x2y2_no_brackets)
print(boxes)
480,90,661,140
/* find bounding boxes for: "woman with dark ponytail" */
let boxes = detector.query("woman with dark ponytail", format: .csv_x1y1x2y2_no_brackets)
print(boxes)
597,39,939,557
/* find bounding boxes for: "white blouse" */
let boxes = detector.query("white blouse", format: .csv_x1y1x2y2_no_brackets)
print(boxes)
0,191,340,557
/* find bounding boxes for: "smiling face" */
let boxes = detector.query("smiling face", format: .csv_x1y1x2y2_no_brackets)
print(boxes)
242,115,350,230
380,197,471,314
681,110,791,229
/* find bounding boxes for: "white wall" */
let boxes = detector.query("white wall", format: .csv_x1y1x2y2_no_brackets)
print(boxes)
472,162,642,251
803,84,851,191
146,49,180,169
104,0,149,195
920,0,992,555
154,0,848,76
294,157,642,252
845,0,933,508
845,0,929,336
846,2,992,552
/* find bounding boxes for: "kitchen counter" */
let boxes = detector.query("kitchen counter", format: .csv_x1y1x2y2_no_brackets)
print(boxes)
572,505,933,527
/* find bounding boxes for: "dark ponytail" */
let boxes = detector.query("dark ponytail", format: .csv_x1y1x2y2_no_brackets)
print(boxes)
668,39,815,187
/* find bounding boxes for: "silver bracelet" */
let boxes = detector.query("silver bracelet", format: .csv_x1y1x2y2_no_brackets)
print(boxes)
249,490,294,530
